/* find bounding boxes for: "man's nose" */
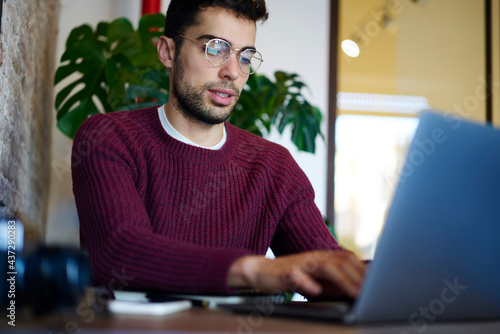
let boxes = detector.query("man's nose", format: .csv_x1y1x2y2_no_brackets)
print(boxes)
219,52,240,81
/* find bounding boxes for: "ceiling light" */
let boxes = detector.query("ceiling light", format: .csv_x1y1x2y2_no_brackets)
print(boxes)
341,39,360,58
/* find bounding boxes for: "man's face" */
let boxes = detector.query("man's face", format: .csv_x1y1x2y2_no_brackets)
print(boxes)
171,7,257,125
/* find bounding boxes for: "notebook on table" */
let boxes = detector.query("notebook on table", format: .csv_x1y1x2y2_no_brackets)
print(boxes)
112,288,287,308
218,111,500,324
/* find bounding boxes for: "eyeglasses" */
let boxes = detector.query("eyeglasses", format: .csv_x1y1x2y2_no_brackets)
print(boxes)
178,35,263,75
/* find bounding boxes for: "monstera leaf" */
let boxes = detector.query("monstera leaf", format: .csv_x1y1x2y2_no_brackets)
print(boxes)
231,71,323,153
54,14,167,138
55,14,323,152
54,24,108,137
274,72,324,153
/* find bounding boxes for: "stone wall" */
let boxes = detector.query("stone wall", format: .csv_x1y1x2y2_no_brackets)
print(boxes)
0,0,60,239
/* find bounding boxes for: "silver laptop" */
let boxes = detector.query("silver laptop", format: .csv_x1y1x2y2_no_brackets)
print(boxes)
218,111,500,324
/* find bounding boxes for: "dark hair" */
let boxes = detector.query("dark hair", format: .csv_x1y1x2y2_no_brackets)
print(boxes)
164,0,268,43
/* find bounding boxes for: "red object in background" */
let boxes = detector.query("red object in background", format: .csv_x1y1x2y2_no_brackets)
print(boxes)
142,0,161,15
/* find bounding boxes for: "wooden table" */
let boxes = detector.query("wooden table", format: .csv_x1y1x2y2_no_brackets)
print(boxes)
9,304,500,334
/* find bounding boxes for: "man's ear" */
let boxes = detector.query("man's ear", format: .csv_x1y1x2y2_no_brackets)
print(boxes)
157,36,176,69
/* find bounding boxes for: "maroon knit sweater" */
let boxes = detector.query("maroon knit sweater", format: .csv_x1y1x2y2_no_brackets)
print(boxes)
72,106,343,294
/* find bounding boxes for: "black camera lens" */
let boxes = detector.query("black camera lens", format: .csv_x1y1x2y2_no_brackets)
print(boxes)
20,246,91,313
1,218,91,316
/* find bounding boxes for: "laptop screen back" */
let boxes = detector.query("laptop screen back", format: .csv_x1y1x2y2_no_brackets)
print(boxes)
353,111,500,324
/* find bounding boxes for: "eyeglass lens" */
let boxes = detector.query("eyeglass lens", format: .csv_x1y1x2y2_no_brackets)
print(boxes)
205,39,262,74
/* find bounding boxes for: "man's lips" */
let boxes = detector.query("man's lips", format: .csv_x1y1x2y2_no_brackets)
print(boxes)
208,88,235,106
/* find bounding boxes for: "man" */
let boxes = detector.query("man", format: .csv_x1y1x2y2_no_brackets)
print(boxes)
72,0,366,299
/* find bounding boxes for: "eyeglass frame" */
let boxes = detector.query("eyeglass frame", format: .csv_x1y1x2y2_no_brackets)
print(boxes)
177,35,263,75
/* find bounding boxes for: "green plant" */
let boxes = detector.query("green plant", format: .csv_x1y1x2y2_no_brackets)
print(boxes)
54,14,323,153
231,71,323,153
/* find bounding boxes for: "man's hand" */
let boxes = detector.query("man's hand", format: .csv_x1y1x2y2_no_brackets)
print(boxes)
227,250,367,299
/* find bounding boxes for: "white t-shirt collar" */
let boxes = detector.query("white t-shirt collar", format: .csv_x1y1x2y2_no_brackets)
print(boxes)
157,105,227,150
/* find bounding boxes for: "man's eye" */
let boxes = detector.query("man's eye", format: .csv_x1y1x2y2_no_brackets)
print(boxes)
240,56,251,65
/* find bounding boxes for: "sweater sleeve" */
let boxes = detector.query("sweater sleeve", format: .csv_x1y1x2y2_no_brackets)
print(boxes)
72,115,250,294
268,148,344,256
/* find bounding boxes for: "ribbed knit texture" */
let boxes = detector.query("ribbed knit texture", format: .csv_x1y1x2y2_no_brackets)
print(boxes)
72,106,343,294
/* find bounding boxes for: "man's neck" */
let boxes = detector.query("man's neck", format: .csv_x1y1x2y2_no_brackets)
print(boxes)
163,103,225,147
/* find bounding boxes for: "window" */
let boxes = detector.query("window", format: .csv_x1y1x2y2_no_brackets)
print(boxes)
331,0,489,258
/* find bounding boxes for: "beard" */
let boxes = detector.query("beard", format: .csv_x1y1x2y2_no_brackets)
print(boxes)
171,56,240,125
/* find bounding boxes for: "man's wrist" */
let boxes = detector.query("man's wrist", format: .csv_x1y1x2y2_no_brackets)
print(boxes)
227,255,265,288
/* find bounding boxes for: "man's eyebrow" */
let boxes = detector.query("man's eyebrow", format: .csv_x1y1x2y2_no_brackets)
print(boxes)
197,34,256,50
